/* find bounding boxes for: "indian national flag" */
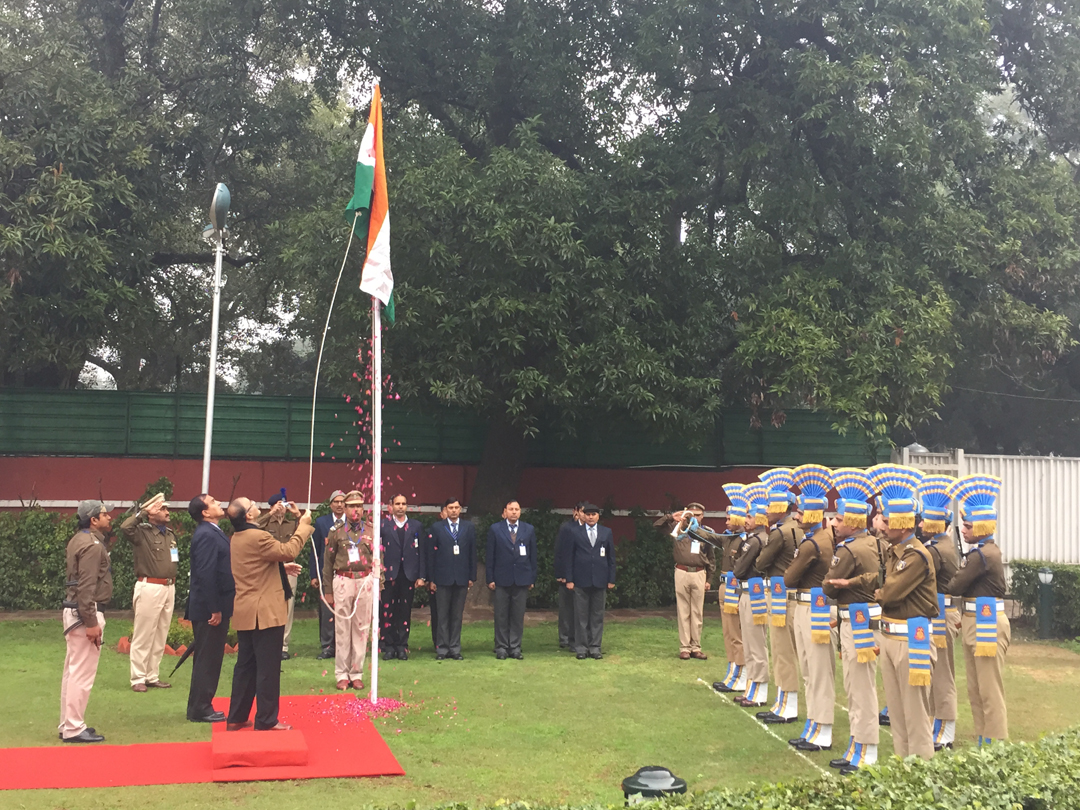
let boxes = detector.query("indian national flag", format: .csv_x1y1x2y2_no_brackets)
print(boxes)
345,81,394,323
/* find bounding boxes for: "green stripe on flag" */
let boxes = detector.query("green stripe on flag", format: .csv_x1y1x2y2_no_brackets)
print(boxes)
345,161,374,237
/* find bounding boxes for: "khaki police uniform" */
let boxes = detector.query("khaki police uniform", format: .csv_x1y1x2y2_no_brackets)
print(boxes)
121,511,177,688
785,526,837,730
925,532,961,739
877,535,938,759
60,529,113,739
756,514,803,703
671,523,718,656
733,525,771,698
323,520,379,685
259,512,299,654
720,532,745,669
823,530,881,747
946,539,1010,741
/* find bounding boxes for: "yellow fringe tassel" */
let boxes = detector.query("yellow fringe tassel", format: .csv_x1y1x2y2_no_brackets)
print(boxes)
723,604,739,615
856,648,878,664
801,509,823,524
844,514,867,528
973,519,997,537
811,630,831,644
932,636,947,648
771,615,786,628
975,642,997,657
753,615,769,626
922,519,945,535
888,513,915,529
908,670,932,687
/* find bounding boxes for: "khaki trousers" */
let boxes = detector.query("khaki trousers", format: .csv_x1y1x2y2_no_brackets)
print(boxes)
283,574,298,651
333,574,375,682
130,581,174,686
737,591,769,684
879,631,936,759
793,601,837,725
839,619,880,745
962,611,1011,740
674,567,707,653
770,600,800,692
721,607,744,665
59,610,104,738
930,608,961,720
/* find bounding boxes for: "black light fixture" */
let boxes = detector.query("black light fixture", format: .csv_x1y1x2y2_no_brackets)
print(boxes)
622,767,687,805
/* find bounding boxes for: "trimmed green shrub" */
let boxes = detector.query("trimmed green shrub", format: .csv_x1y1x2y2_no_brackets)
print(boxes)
165,618,194,649
1011,560,1080,638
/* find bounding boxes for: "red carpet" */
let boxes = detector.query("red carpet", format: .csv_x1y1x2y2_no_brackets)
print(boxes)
0,694,404,790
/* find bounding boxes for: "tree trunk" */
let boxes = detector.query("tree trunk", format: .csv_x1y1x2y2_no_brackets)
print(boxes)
467,417,530,517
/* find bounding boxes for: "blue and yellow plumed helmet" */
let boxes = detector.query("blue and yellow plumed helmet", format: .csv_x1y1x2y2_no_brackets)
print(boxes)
917,474,957,535
722,483,748,529
759,468,796,515
792,464,832,525
867,464,925,530
831,468,874,528
745,482,770,521
947,475,1002,538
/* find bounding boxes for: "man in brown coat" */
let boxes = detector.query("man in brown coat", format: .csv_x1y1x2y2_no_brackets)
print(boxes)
225,497,312,731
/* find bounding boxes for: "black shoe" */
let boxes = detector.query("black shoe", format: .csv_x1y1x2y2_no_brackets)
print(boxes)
713,681,734,693
576,652,587,659
62,729,104,743
495,651,508,660
510,651,523,660
59,727,95,739
762,714,798,725
756,710,778,721
788,737,804,746
382,651,397,661
436,654,447,660
829,758,851,769
839,765,860,776
878,713,891,726
316,650,334,660
795,740,832,752
189,711,226,723
280,651,290,661
590,652,603,659
450,653,463,660
398,649,409,660
934,742,953,752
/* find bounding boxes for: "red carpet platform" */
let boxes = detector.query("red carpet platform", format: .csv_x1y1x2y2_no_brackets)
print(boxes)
0,694,404,790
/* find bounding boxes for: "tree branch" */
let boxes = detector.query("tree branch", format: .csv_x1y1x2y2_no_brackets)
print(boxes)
150,252,259,269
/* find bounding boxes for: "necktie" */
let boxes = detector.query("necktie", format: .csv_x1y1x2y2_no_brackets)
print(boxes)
451,522,458,538
589,526,596,547
510,524,517,542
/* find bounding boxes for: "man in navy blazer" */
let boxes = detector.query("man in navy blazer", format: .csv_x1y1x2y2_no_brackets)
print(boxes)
310,490,346,660
553,502,584,650
380,494,426,660
566,503,616,659
184,493,234,722
486,500,537,659
424,498,476,659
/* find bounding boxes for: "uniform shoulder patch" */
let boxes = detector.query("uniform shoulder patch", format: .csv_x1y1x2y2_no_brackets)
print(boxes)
960,556,968,568
897,560,906,571
831,556,839,567
741,542,750,552
793,548,800,558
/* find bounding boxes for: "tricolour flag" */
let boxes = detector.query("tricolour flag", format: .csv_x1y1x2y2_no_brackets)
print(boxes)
345,81,394,323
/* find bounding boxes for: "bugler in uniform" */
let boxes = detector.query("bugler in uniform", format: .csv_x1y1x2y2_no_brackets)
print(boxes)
713,484,748,693
731,482,771,707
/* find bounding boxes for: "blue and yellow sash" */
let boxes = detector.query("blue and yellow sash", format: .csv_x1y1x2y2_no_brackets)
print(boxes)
975,596,998,657
810,587,831,644
931,593,948,648
848,602,877,663
770,579,788,627
723,572,740,614
907,616,932,686
748,577,769,625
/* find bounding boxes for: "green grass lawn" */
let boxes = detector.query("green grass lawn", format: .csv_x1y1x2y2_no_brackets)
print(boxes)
1,613,1078,809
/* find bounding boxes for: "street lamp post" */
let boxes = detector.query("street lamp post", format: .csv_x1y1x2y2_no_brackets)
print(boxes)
1037,567,1054,640
201,183,230,493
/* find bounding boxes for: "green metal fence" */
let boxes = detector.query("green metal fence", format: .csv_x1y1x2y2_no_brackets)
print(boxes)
0,389,882,467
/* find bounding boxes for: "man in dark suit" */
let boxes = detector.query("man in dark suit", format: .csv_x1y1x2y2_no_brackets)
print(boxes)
310,490,346,660
554,502,584,650
566,503,616,659
424,498,476,660
486,500,537,659
185,493,234,723
225,497,312,731
380,494,426,660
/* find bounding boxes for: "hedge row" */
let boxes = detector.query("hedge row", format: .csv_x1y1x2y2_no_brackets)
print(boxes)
0,478,679,611
1010,560,1080,638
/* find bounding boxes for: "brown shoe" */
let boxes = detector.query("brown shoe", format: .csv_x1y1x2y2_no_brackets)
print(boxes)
257,723,293,731
146,681,171,688
349,680,363,690
678,651,691,660
131,683,148,693
690,651,708,660
226,721,252,731
336,680,350,690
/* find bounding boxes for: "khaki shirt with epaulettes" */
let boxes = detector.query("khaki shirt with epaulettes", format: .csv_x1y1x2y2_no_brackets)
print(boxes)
720,533,742,574
822,530,879,605
784,526,835,590
755,514,802,578
322,521,382,594
945,540,1007,599
925,534,960,594
65,529,113,628
732,526,768,581
258,512,299,544
671,525,718,579
120,513,178,580
879,536,938,620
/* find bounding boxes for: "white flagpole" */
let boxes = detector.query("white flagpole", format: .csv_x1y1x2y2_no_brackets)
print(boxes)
200,233,224,493
370,297,382,704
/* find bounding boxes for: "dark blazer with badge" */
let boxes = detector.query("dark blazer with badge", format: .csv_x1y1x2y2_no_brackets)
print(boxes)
425,519,477,587
381,516,426,582
187,521,234,622
566,523,616,589
486,520,538,587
